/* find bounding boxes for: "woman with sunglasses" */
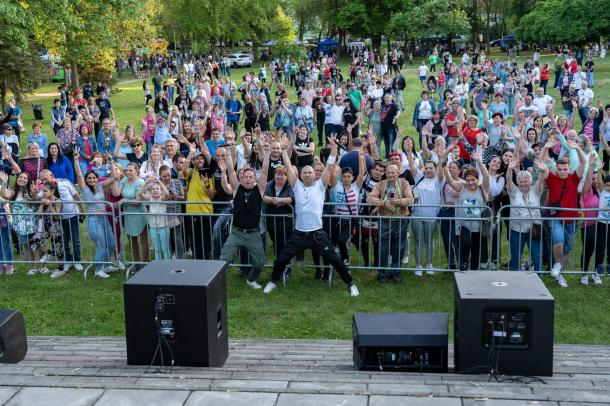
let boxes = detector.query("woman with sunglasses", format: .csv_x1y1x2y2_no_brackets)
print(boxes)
114,134,148,168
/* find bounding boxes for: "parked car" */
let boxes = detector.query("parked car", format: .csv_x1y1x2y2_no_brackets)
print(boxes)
227,53,253,67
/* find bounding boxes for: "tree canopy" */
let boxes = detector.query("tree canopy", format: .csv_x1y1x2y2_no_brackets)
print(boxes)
517,0,610,44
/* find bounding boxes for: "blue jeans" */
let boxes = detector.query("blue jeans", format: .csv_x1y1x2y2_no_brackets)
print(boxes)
61,216,82,263
550,220,577,255
395,90,405,111
506,95,515,116
87,216,115,271
381,126,396,159
150,226,170,260
213,206,233,260
0,226,13,265
509,229,541,272
379,218,408,275
168,86,175,104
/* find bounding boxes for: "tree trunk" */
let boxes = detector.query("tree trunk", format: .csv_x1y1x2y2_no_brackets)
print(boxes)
71,59,79,90
372,34,382,52
485,0,491,53
116,58,122,79
0,80,6,111
469,0,479,49
252,42,258,63
386,36,391,53
298,20,304,42
210,37,217,59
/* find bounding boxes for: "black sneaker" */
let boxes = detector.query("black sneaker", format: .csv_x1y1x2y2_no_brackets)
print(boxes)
390,273,401,283
377,273,388,283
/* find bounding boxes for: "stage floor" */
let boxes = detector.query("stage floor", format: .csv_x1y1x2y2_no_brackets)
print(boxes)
0,337,609,405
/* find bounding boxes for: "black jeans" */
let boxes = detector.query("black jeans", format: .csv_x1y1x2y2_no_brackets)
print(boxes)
459,227,482,270
185,215,213,259
271,229,354,286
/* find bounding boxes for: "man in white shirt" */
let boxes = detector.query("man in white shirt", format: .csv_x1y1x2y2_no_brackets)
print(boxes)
323,94,345,138
263,137,359,297
578,81,594,125
532,87,554,116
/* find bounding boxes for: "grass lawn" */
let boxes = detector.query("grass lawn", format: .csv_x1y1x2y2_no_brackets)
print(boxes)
1,51,610,343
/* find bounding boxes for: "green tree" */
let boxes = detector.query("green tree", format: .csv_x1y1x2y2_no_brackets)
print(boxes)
517,0,610,44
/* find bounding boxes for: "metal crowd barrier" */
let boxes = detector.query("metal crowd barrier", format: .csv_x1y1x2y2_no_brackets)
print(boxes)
495,205,610,275
3,200,116,279
11,198,604,282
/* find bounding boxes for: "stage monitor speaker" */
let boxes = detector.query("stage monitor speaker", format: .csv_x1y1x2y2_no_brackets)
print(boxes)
0,310,28,364
454,271,554,376
124,259,228,367
353,313,448,372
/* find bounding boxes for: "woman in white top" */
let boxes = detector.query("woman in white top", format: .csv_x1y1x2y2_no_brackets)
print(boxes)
139,145,171,179
505,156,546,273
455,76,468,105
393,133,423,172
407,151,443,274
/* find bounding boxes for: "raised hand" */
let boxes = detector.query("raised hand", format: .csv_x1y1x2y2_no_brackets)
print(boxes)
508,156,519,170
566,140,579,149
589,153,598,166
0,171,8,184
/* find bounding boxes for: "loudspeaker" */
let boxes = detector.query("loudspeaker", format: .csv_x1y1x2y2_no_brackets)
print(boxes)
0,310,28,364
454,271,554,376
124,260,228,367
353,313,448,372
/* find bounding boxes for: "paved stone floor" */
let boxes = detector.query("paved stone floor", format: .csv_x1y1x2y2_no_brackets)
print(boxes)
0,337,609,405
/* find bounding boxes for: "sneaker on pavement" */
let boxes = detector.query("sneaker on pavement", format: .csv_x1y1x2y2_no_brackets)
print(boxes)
263,282,276,294
94,270,110,279
592,273,603,285
350,284,360,297
551,263,562,278
4,265,14,275
74,263,84,271
27,268,38,276
39,254,48,263
557,275,568,288
426,264,435,275
50,269,68,278
580,275,589,286
247,280,262,289
415,264,423,276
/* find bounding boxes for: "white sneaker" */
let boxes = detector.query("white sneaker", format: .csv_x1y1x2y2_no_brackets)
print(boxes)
426,264,435,275
27,268,38,276
74,263,84,271
247,280,262,289
50,269,67,278
116,261,126,271
402,255,410,264
557,275,568,288
39,254,48,263
94,270,110,279
104,266,118,273
63,264,73,272
350,285,360,297
580,275,589,286
551,263,562,278
415,264,423,276
263,282,276,294
39,267,50,275
592,273,603,285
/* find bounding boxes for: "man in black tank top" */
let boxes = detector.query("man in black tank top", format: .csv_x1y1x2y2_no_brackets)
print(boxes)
218,140,270,289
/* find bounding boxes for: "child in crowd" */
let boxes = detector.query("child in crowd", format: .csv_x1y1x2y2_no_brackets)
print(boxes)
137,177,170,260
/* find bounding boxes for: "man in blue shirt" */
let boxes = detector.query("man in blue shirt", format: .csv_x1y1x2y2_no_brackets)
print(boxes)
4,99,22,137
225,92,242,132
95,92,114,122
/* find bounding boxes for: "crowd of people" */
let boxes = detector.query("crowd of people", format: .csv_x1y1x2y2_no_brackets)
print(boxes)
1,44,609,292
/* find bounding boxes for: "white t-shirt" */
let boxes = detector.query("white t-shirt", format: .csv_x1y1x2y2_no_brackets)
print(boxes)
598,190,610,224
37,179,79,219
579,88,594,107
418,65,428,78
411,172,442,217
532,95,554,115
323,103,345,125
236,144,248,170
333,183,361,217
294,179,326,232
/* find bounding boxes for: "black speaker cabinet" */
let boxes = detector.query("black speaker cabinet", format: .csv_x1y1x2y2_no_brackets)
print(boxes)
124,260,228,367
353,313,448,372
0,310,27,364
454,271,554,376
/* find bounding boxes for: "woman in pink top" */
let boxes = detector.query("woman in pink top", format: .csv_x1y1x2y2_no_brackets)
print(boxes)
580,154,601,284
141,106,156,152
